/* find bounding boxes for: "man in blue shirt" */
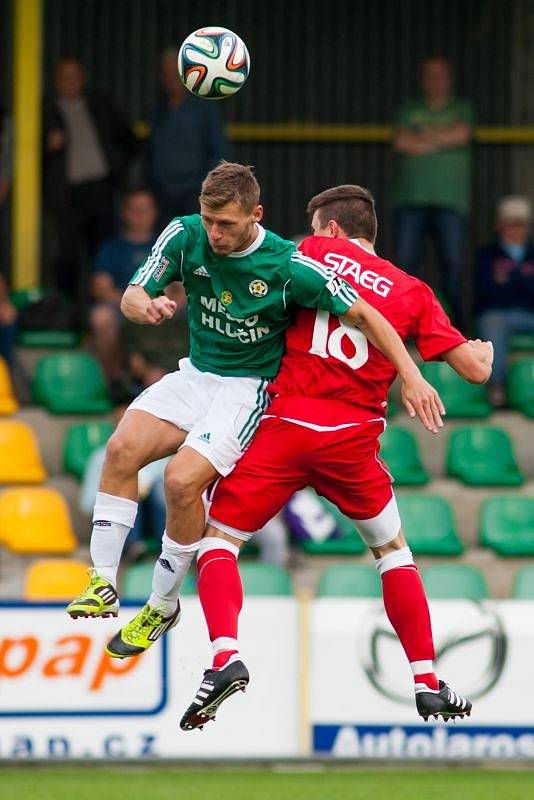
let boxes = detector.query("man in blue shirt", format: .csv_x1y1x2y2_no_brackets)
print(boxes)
90,188,158,383
146,48,230,226
475,196,534,406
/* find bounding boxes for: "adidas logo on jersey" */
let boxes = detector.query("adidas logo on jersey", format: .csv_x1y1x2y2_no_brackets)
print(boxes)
193,266,211,277
198,432,211,443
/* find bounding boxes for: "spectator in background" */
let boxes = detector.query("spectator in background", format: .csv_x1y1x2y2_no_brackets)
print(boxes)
43,57,137,305
90,189,158,384
121,282,189,398
146,48,229,225
474,196,534,407
393,56,474,326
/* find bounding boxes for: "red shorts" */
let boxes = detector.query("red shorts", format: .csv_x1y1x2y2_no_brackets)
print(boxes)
209,415,394,534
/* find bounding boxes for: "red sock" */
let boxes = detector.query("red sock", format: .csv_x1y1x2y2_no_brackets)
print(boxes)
381,565,439,691
197,548,243,670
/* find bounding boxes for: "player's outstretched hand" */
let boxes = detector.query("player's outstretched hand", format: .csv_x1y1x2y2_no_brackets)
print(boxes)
145,296,177,325
401,373,446,434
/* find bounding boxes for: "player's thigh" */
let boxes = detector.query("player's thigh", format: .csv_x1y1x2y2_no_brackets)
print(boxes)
184,374,270,477
208,418,308,536
164,445,220,497
106,410,187,471
311,424,400,548
127,360,217,433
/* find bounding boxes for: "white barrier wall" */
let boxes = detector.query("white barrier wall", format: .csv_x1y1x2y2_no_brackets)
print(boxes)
0,599,299,758
312,599,534,759
1,598,533,760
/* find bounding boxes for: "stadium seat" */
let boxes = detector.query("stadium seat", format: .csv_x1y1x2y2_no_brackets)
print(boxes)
421,564,489,600
511,334,534,352
513,566,534,599
122,561,197,599
397,495,463,555
0,488,77,554
379,427,429,485
239,563,292,595
24,559,90,600
0,420,47,484
32,353,112,414
17,330,81,349
9,287,45,310
318,564,381,597
0,356,18,415
508,359,534,418
446,426,524,486
420,362,491,418
63,422,115,480
479,496,534,556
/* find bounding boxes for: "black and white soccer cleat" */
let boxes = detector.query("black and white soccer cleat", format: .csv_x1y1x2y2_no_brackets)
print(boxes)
180,659,249,731
416,679,472,722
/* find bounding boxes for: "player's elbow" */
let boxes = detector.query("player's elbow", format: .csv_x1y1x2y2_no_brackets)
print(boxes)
460,359,492,385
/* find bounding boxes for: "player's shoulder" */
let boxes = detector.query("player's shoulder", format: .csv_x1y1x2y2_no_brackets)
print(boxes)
260,227,297,257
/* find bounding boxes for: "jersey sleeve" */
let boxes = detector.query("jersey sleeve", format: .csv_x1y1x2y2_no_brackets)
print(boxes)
413,283,467,361
129,219,187,298
289,250,359,315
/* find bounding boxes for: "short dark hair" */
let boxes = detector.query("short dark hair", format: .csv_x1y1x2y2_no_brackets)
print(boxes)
307,185,377,242
200,161,260,213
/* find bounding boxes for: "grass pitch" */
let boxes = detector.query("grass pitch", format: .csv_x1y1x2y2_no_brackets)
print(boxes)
1,768,533,800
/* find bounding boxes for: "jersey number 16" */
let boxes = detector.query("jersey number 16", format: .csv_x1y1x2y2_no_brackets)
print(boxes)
309,308,369,370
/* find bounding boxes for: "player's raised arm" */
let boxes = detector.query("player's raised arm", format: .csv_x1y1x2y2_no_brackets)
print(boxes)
121,285,177,325
342,297,446,434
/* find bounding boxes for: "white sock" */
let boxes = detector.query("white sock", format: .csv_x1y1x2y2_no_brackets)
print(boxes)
90,492,138,587
149,532,200,616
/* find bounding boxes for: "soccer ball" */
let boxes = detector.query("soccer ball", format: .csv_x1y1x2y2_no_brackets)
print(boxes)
178,27,250,100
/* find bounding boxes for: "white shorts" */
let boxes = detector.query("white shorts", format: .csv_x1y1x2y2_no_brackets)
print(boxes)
128,358,269,476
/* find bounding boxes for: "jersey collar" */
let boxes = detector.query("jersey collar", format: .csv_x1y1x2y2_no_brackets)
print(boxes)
227,224,266,258
349,237,376,256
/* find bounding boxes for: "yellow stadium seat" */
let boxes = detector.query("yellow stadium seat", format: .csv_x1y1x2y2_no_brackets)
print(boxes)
24,558,89,600
0,488,77,554
0,420,47,483
0,356,18,415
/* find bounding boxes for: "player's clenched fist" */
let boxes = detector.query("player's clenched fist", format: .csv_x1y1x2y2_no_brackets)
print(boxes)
144,296,177,324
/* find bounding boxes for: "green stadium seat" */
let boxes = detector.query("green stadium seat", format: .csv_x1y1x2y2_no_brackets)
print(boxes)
479,496,534,556
17,330,81,348
387,395,398,417
446,426,524,486
511,334,534,352
513,566,534,599
420,362,491,418
122,561,197,599
508,359,534,418
379,427,429,485
397,495,463,555
32,353,112,414
63,422,115,480
318,564,381,597
421,564,489,600
238,563,292,595
10,287,45,310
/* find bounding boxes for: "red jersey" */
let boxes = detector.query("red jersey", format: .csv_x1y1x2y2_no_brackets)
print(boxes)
267,235,466,425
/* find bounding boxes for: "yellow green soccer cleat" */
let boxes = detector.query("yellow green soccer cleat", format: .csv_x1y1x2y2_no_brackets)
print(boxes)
105,601,181,659
66,569,119,619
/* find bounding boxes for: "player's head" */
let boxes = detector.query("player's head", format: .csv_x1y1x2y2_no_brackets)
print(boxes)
200,161,263,255
307,185,377,243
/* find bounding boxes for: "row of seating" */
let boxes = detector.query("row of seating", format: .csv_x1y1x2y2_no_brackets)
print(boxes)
0,416,528,489
1,353,533,418
21,558,534,601
0,486,532,557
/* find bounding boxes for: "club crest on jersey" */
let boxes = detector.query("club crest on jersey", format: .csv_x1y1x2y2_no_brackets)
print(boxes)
220,290,233,306
249,279,268,298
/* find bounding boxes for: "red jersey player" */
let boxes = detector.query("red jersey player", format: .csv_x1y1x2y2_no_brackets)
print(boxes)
179,185,494,731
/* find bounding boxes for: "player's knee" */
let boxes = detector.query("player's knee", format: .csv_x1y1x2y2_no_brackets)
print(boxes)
104,431,142,475
164,464,201,506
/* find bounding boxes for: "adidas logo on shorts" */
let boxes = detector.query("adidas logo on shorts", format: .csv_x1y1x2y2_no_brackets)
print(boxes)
193,266,211,277
198,432,211,443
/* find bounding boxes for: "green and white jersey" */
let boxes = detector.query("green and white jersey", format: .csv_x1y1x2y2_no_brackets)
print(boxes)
130,214,358,378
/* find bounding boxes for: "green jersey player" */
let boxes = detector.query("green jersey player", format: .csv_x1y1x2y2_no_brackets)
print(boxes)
67,162,443,657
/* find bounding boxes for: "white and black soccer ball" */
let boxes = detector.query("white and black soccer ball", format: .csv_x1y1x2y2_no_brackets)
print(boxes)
178,27,250,100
